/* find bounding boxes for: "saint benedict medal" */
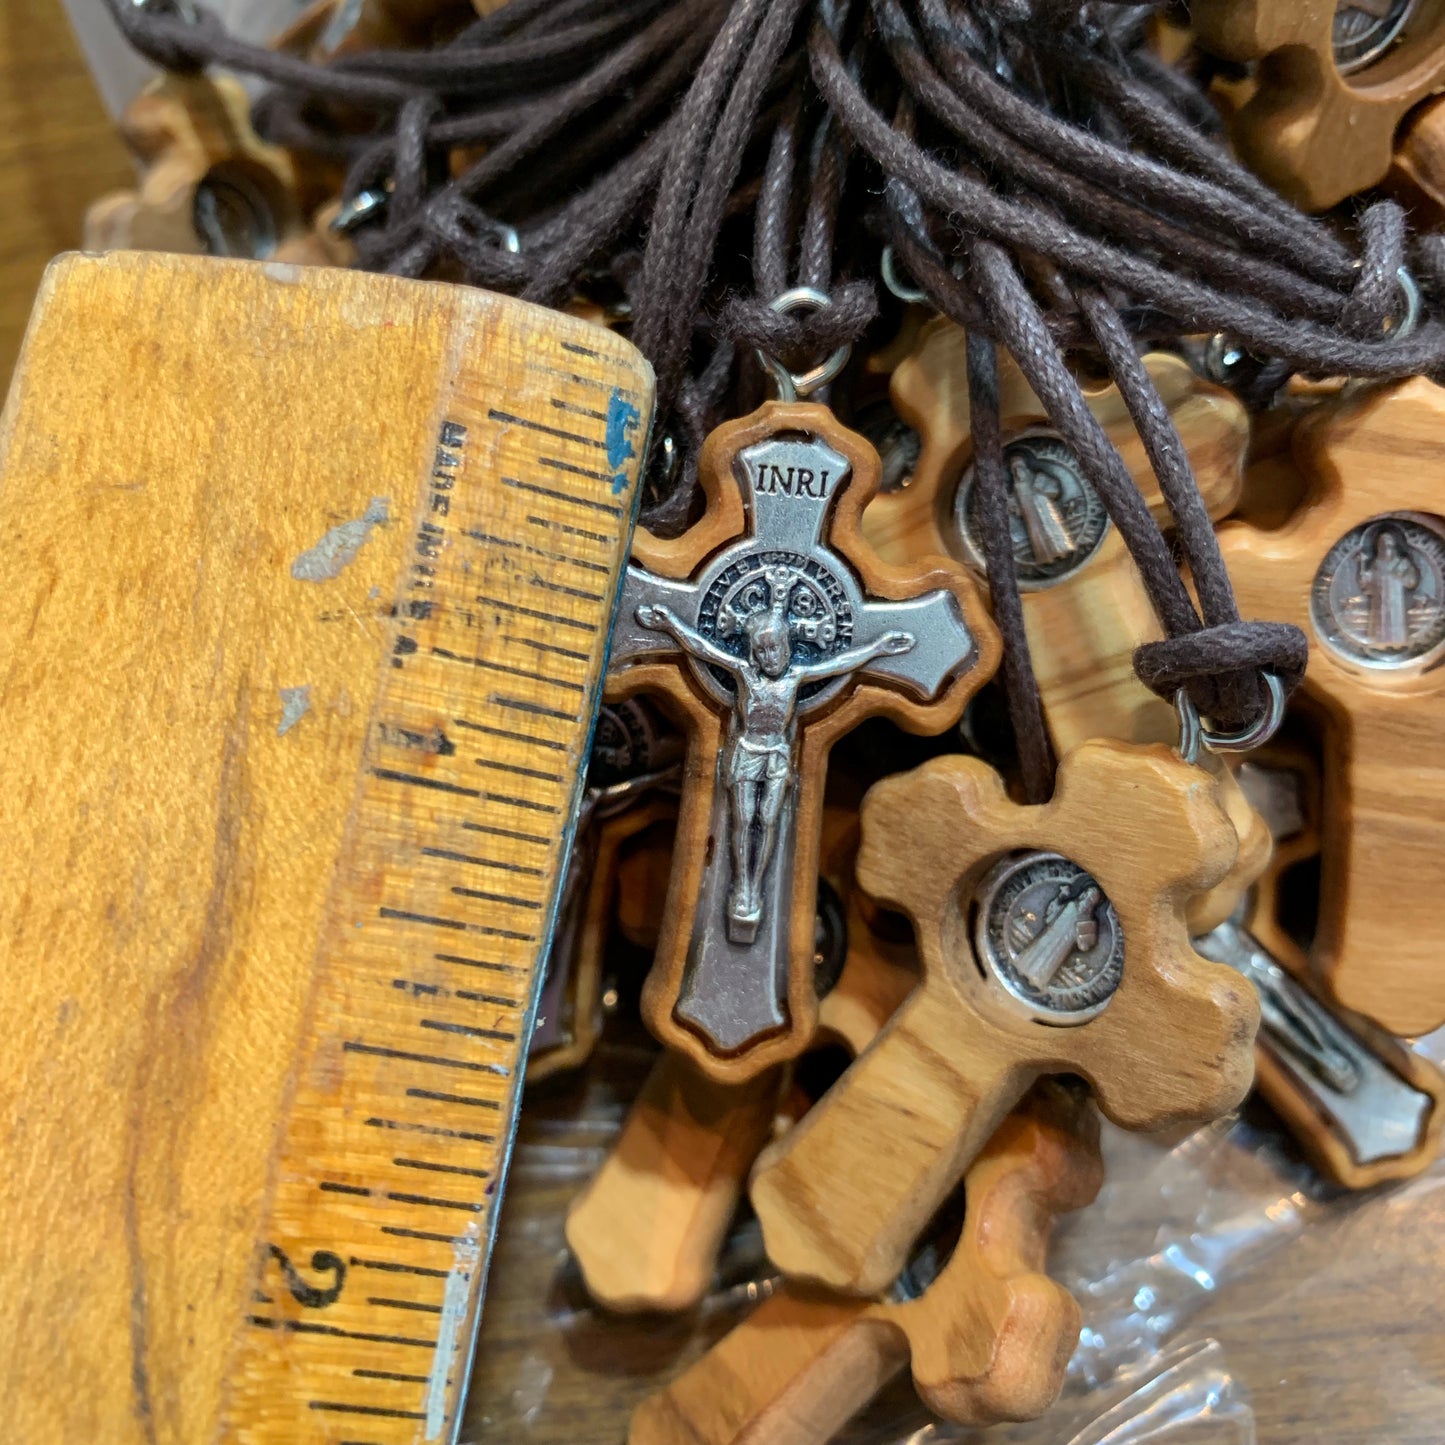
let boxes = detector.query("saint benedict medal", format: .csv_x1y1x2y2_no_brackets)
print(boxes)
609,400,998,1081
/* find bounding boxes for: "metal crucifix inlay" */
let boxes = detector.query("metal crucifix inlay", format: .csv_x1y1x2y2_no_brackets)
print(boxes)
608,406,994,1075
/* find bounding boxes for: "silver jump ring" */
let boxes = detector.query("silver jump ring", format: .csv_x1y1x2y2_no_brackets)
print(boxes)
331,186,391,234
1174,689,1204,767
650,434,679,491
1174,671,1286,766
756,287,852,403
1203,332,1248,385
881,245,929,305
1387,266,1420,342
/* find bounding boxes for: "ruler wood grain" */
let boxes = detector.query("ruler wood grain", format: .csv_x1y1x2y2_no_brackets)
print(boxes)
0,251,652,1445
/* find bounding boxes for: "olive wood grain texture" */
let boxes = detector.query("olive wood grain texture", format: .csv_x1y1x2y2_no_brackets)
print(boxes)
1234,402,1314,534
751,740,1258,1296
616,814,678,949
872,320,1263,933
629,1083,1103,1445
1218,377,1445,1036
869,320,1247,565
1192,0,1445,210
1389,92,1445,225
609,401,998,1082
565,1053,787,1314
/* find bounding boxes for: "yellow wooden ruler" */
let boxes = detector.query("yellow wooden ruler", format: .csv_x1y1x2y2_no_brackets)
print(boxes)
0,253,652,1445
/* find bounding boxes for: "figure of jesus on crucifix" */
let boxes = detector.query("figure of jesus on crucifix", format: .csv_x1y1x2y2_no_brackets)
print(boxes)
637,566,914,941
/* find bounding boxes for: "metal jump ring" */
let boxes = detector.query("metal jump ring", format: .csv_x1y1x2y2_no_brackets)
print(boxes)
648,434,679,492
756,287,852,403
881,245,929,305
332,186,390,234
1209,266,1418,390
1203,332,1248,385
1387,266,1420,342
1174,672,1287,766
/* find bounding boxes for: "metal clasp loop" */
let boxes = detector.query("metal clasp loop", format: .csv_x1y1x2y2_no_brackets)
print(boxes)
881,245,929,305
1385,265,1420,342
1174,671,1286,766
756,287,852,403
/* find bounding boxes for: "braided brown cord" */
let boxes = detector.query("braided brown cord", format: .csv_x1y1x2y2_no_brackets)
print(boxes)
106,0,1445,760
964,330,1054,802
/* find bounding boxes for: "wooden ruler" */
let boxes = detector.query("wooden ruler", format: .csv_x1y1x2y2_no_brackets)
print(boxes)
0,253,651,1445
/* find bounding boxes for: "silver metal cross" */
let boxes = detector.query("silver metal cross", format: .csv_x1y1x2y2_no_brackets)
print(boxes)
610,429,977,1056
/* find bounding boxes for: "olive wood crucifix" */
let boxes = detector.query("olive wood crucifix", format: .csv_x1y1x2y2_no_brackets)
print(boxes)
608,401,998,1082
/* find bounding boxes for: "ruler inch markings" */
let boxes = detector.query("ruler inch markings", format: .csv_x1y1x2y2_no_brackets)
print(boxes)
219,311,650,1445
485,407,607,452
524,512,614,546
502,473,621,516
460,526,612,575
549,396,608,421
430,644,585,694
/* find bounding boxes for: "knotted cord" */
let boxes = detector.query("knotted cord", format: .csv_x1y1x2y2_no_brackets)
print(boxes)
107,0,1445,782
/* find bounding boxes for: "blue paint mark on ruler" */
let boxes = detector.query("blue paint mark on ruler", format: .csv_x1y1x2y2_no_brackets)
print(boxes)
605,388,642,494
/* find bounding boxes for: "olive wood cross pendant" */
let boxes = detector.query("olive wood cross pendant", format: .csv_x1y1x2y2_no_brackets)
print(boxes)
609,401,997,1082
629,1083,1102,1445
871,320,1268,933
750,739,1258,1295
1218,377,1445,1036
1192,0,1445,211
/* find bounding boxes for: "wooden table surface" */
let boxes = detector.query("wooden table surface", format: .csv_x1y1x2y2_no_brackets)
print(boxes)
0,2,133,391
2,17,1441,1445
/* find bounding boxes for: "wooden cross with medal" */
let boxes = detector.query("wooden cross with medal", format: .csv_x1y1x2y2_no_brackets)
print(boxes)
1219,377,1445,1036
609,373,998,1081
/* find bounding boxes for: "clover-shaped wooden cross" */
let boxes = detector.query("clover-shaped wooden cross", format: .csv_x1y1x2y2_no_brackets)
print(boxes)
867,319,1248,572
751,739,1258,1295
866,320,1267,933
1193,0,1445,210
1218,377,1445,1036
84,76,305,258
629,1083,1102,1445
